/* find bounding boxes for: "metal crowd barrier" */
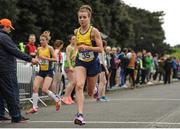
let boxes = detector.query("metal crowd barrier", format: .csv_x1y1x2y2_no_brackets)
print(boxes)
17,59,48,107
17,59,33,99
17,59,66,107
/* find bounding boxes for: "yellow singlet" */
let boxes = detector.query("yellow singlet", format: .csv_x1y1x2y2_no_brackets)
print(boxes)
38,47,50,71
76,26,95,62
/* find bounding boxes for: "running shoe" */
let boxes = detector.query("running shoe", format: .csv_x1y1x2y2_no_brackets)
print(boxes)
74,113,85,125
68,96,75,104
100,96,109,102
56,100,61,111
62,97,72,105
26,108,38,114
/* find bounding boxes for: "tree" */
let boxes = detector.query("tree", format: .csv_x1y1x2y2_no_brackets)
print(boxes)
0,0,18,20
125,5,170,54
0,0,171,54
102,0,134,47
15,0,51,44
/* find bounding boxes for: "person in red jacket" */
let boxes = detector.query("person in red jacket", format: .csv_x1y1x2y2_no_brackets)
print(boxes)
26,34,37,58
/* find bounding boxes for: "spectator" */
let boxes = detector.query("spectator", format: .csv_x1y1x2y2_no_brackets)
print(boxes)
158,57,165,82
0,18,38,123
25,34,37,58
105,46,111,88
145,52,154,84
109,47,120,88
153,54,159,81
172,57,178,79
19,42,25,53
141,49,147,84
118,48,129,87
126,50,136,88
135,52,143,85
163,55,172,84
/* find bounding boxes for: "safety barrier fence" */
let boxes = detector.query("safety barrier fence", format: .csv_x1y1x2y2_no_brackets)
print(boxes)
17,59,48,107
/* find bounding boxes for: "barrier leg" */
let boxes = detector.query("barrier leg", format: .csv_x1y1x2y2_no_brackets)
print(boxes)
5,108,9,113
28,97,47,107
38,97,47,107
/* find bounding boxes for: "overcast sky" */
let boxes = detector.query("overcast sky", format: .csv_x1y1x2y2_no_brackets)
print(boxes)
123,0,180,46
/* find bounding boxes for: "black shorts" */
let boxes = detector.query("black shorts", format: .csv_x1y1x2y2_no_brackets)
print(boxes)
75,58,101,77
37,70,53,78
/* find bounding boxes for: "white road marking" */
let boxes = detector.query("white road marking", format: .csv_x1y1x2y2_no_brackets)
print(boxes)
109,98,180,101
29,120,180,125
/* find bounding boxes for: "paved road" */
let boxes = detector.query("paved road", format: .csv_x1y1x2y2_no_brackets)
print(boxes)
1,81,180,128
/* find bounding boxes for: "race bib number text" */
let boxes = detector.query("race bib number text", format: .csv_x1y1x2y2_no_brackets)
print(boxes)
78,51,94,62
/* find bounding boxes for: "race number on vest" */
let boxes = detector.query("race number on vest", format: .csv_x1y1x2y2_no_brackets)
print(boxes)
39,59,49,71
78,50,94,62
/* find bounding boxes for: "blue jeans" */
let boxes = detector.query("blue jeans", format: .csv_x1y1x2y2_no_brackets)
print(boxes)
120,68,126,86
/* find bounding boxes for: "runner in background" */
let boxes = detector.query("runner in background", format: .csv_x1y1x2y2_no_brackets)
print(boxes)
62,34,77,105
26,33,61,114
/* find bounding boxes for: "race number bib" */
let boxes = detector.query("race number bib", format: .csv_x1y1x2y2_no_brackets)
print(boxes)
78,50,94,62
39,59,49,71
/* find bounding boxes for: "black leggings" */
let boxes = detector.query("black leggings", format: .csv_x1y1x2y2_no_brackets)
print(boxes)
126,68,135,86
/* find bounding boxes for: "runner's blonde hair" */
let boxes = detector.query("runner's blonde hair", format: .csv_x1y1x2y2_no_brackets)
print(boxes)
78,5,92,18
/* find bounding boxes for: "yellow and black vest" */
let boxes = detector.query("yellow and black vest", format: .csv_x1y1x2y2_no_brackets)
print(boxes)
76,26,98,62
38,46,52,71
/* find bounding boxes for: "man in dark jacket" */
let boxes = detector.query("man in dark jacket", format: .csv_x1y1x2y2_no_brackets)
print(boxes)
0,18,38,123
163,56,172,84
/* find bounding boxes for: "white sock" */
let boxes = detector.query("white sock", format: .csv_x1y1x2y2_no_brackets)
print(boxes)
48,90,59,102
32,93,39,109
